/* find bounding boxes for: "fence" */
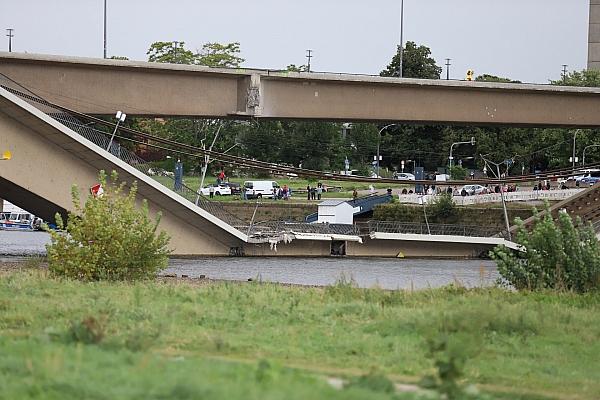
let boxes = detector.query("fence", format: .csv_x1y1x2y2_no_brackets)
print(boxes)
367,220,508,239
398,189,583,206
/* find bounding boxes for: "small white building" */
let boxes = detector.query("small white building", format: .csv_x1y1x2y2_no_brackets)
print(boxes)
317,200,354,224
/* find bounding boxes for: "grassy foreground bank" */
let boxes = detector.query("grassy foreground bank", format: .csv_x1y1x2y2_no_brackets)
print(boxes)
1,270,599,399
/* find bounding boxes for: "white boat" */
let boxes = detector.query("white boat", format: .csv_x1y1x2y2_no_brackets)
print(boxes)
0,202,41,231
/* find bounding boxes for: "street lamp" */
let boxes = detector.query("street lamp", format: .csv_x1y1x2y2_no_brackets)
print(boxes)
376,123,397,177
106,110,126,152
449,137,475,170
572,130,582,170
398,0,405,78
583,144,600,166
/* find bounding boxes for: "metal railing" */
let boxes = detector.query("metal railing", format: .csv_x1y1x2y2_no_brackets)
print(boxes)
367,220,507,239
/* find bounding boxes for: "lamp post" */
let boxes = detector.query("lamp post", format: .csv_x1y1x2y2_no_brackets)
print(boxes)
106,111,126,152
103,0,107,58
376,123,397,177
398,0,404,78
449,137,475,170
583,144,600,166
572,130,581,170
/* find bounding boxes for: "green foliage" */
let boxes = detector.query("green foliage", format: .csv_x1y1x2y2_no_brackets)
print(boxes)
46,170,170,281
345,369,395,394
68,316,107,344
551,69,600,87
427,194,458,223
146,41,244,68
197,42,244,68
491,205,600,293
475,74,521,83
285,64,308,72
2,271,600,398
380,41,442,79
146,41,197,64
449,165,467,180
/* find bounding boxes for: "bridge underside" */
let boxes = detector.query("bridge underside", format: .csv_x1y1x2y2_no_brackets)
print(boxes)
2,53,600,126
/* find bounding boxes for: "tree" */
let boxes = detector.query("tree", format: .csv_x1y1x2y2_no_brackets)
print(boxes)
380,41,442,79
46,170,170,281
551,69,600,87
197,42,244,68
286,64,308,72
147,41,196,64
475,74,521,83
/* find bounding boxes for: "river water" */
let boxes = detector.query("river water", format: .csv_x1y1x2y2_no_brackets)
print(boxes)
0,231,499,289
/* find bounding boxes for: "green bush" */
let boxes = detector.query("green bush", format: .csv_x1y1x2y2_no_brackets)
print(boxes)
427,193,459,223
46,170,170,281
449,165,468,180
491,205,600,293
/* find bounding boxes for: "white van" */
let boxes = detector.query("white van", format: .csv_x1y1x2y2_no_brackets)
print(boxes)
244,180,280,199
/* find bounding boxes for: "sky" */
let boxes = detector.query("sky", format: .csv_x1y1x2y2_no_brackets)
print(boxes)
0,0,591,83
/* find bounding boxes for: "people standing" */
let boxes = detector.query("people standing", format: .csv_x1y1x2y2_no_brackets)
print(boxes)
209,185,215,199
317,184,322,201
352,189,358,202
306,184,311,201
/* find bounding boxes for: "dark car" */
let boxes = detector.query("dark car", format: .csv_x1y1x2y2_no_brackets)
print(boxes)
224,182,241,195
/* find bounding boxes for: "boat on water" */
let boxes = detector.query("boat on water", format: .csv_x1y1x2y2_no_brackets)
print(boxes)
0,202,42,231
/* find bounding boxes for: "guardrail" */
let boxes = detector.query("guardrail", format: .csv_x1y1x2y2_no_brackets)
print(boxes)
367,220,508,239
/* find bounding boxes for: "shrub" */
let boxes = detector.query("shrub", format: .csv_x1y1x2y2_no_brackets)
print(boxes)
449,165,468,180
491,205,600,293
46,170,170,281
427,193,459,223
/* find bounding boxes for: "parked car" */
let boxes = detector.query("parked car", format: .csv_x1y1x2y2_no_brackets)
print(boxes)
223,182,241,195
576,170,600,186
244,180,280,199
394,172,416,181
458,184,487,196
199,185,231,196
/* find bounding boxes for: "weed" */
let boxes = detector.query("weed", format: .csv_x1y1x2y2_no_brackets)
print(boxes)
67,316,107,345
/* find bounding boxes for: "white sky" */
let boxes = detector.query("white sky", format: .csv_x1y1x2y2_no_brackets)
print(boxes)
0,0,590,83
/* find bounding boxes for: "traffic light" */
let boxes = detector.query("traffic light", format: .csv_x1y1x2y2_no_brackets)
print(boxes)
466,69,474,81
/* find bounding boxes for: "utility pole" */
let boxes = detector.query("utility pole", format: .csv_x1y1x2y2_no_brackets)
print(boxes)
445,58,451,80
562,64,568,83
103,0,107,58
6,29,14,52
306,49,313,72
398,0,404,78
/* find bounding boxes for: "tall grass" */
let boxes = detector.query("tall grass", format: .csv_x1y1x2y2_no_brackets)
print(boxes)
0,270,599,399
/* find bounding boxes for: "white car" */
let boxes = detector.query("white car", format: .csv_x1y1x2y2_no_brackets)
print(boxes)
395,172,416,181
199,185,231,196
458,184,487,196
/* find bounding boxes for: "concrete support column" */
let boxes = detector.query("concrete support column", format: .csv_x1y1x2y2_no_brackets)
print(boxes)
0,198,3,213
589,0,600,70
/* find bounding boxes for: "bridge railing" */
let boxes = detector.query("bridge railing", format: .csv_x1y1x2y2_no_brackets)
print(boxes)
367,220,507,239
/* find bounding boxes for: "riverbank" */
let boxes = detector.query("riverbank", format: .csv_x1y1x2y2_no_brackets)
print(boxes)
1,269,598,399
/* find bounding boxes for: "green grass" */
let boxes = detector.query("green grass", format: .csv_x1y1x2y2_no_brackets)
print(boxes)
1,270,599,399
